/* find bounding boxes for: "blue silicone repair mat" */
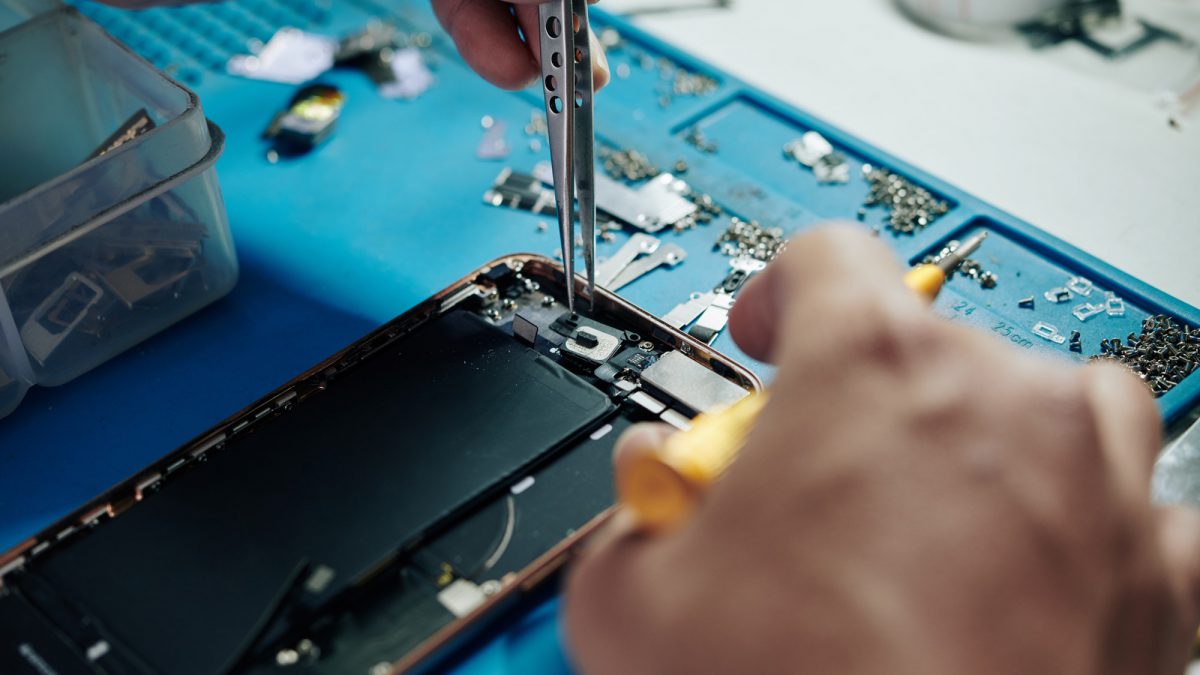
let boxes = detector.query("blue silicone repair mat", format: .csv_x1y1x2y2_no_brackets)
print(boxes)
0,0,1198,672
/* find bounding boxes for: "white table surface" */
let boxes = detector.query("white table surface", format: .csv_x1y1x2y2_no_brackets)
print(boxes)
616,0,1200,308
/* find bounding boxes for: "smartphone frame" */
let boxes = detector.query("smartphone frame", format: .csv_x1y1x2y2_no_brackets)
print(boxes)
0,253,763,673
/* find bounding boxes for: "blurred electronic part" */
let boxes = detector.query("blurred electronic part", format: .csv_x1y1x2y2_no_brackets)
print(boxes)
783,131,850,184
595,234,660,287
608,243,687,290
483,169,556,215
1093,315,1200,397
86,108,155,161
922,238,999,290
263,83,346,157
335,20,401,65
640,350,748,414
715,217,787,262
226,27,337,84
862,165,950,234
375,48,435,100
476,118,510,160
335,21,435,100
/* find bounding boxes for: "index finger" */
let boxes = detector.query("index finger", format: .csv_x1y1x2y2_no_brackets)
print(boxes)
728,225,917,363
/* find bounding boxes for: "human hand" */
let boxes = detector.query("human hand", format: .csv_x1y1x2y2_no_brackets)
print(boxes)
432,0,610,90
565,226,1199,675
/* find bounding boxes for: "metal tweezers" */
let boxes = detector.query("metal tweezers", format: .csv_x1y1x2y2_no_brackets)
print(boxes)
538,0,595,313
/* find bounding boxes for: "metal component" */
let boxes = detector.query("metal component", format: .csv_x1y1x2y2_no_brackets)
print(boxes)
595,234,660,286
595,172,697,233
483,169,556,215
1018,296,1036,309
608,243,687,290
688,294,735,344
512,313,539,345
660,409,693,431
640,350,749,413
861,165,950,234
564,327,621,363
629,390,668,414
639,340,655,352
662,291,717,330
1044,287,1073,304
1032,321,1067,344
1066,275,1094,296
437,579,488,618
1072,302,1106,322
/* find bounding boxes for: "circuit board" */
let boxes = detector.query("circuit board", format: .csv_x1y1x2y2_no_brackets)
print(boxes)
1,0,1198,673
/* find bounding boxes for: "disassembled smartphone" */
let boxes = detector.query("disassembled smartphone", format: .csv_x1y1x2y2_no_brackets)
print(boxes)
0,254,761,675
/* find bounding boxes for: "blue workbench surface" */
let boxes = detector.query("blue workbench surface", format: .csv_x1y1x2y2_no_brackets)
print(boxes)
2,0,1199,672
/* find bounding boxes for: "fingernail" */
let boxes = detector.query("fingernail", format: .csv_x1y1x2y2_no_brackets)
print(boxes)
590,31,610,90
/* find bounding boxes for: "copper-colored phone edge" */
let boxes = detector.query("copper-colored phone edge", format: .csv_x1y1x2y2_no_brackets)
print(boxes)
0,253,764,673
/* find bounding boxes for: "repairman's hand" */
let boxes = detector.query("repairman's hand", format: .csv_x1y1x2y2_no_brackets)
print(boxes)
431,0,609,90
97,0,611,91
566,225,1200,675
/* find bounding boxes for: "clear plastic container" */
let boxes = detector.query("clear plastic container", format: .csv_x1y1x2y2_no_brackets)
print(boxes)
0,8,237,416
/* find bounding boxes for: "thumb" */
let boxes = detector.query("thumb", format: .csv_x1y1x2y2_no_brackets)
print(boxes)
1158,506,1200,624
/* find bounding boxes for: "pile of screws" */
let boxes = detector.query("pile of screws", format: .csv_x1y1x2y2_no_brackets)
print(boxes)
862,166,951,234
524,111,547,137
1092,315,1200,397
714,217,786,262
600,146,660,181
684,126,719,154
922,240,998,289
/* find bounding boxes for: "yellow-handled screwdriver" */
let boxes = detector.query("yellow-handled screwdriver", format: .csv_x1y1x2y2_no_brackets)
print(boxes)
617,231,989,531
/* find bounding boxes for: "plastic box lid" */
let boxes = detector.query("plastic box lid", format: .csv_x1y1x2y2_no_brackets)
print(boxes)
0,7,215,278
